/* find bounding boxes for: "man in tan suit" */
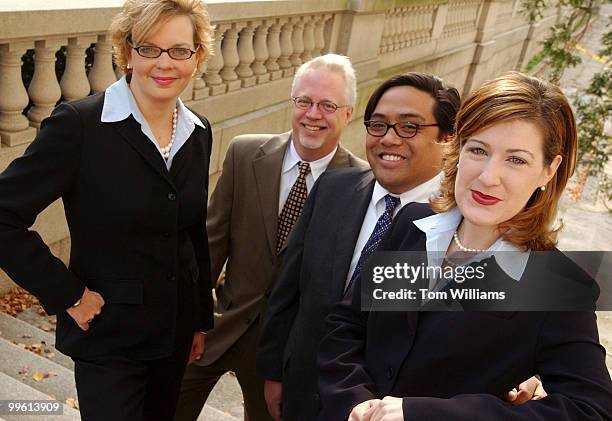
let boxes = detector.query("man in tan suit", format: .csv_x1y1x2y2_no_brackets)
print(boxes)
175,54,367,421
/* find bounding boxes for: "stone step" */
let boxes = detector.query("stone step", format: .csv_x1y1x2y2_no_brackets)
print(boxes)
199,404,240,421
0,337,78,404
1,307,244,420
0,312,72,370
0,372,80,421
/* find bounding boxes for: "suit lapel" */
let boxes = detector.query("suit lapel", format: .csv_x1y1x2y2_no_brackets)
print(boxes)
253,133,289,257
169,131,196,186
330,173,375,299
328,144,352,170
114,117,176,190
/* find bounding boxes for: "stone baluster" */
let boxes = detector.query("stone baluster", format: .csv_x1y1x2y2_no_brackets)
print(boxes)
236,21,256,88
290,17,304,68
0,42,36,146
412,7,422,44
392,9,402,51
27,40,64,129
380,12,391,53
422,6,432,42
301,16,315,62
88,35,117,94
61,36,95,102
220,22,245,92
206,24,228,96
265,19,284,81
313,15,329,56
193,63,208,100
278,20,294,77
387,10,397,52
413,7,422,44
399,8,408,48
424,6,431,43
252,20,272,84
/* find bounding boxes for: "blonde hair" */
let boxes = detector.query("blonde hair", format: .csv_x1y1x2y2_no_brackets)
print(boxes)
431,72,578,251
109,0,214,72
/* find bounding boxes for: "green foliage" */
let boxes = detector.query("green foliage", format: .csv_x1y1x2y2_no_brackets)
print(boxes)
521,0,612,204
525,51,544,72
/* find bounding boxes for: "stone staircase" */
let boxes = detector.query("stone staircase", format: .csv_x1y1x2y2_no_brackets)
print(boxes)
0,307,243,420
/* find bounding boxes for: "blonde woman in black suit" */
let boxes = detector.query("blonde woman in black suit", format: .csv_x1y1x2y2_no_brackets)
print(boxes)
0,1,214,420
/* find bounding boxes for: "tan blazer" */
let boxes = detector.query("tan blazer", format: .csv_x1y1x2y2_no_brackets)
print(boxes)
200,132,367,364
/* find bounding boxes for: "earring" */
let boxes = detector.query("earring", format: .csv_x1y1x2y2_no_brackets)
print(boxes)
126,63,132,70
540,185,546,191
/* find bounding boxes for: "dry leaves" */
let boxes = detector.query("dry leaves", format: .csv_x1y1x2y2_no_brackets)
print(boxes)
65,398,79,409
31,371,57,382
0,287,44,316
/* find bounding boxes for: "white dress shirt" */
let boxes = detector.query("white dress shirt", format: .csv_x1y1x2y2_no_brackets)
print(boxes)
101,76,205,170
344,173,443,288
413,207,530,290
278,139,337,213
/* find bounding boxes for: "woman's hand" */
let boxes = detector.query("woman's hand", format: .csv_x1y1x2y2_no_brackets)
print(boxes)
506,376,547,404
66,287,105,331
264,380,283,421
361,396,403,421
188,332,206,365
348,399,381,420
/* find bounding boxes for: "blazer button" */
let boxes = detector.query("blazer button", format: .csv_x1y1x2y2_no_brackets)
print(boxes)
168,193,176,201
387,366,394,379
167,273,176,282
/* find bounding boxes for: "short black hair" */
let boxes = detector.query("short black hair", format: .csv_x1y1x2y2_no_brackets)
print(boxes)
364,72,461,140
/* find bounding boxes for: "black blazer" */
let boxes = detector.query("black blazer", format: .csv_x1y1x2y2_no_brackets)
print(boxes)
257,167,375,421
0,93,213,360
317,203,612,420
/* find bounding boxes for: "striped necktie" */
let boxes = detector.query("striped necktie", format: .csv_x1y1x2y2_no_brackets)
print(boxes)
347,194,401,288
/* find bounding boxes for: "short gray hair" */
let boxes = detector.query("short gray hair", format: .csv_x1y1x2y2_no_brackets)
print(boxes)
291,54,357,107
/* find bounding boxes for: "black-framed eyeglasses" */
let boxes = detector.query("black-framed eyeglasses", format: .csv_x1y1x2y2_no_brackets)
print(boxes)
131,44,199,60
364,120,439,139
291,96,351,114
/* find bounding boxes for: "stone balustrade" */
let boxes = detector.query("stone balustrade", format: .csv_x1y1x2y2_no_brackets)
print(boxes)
0,0,558,292
0,1,343,149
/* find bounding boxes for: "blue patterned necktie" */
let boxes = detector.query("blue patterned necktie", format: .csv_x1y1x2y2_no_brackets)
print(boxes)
348,194,401,288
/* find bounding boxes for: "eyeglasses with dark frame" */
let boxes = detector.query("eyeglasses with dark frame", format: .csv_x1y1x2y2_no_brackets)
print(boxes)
291,96,351,114
364,120,439,139
130,44,199,60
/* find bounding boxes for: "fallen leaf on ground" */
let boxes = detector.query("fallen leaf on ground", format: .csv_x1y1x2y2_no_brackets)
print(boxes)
32,372,45,382
32,371,57,382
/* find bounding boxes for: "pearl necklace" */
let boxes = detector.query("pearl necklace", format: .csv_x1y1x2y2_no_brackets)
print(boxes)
160,107,178,160
453,231,486,253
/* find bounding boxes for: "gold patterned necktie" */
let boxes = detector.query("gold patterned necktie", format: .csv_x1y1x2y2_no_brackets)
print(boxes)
276,161,311,254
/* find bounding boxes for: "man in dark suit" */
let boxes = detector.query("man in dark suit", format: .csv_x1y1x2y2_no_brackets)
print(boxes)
174,54,367,421
256,73,461,421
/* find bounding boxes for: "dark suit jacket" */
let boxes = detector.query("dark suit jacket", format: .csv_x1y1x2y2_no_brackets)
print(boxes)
257,167,375,421
0,94,213,360
318,203,612,420
200,132,367,365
